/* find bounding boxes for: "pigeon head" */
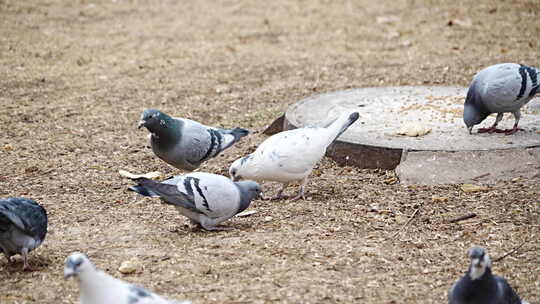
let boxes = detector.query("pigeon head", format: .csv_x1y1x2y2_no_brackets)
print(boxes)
229,155,252,182
235,180,262,213
64,252,94,280
467,246,491,280
138,109,172,131
236,180,262,199
463,104,489,134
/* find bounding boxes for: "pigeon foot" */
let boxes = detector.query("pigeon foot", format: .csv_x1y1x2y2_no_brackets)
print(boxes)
478,127,505,134
290,193,306,201
503,127,524,135
22,264,35,272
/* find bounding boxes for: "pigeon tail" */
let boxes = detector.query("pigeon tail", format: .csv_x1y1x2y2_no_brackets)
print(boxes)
229,127,250,140
326,112,360,143
218,127,250,151
128,179,160,197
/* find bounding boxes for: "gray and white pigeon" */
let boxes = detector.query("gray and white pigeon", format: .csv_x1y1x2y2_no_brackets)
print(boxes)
463,63,540,135
229,111,360,200
64,252,191,304
448,246,528,304
128,172,262,231
138,109,249,171
0,197,47,271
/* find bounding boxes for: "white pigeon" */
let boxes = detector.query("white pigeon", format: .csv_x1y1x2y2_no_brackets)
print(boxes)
138,109,249,171
463,63,540,135
448,246,528,304
128,172,262,231
64,252,191,304
229,111,360,200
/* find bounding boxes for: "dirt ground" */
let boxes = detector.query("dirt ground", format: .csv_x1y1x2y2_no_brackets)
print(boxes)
0,0,538,303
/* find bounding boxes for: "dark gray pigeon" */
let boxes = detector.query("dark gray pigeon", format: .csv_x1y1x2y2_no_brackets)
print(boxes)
64,252,191,304
463,63,540,135
448,246,528,304
128,172,262,231
0,197,47,271
138,109,249,171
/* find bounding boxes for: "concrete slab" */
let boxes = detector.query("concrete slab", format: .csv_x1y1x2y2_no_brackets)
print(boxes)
283,86,540,183
396,148,540,185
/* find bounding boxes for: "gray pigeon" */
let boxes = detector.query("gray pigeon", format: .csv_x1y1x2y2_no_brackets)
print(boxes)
128,172,262,231
463,63,540,135
229,111,360,200
0,197,47,271
64,252,191,304
138,109,249,171
448,246,528,304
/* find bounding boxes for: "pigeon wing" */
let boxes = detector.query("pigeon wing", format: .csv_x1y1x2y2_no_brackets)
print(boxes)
255,127,329,175
0,198,47,240
494,276,522,304
135,179,202,214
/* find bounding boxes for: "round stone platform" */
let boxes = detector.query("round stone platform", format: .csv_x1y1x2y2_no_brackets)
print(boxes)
283,86,540,183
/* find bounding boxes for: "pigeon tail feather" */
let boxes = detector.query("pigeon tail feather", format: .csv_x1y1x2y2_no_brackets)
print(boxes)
128,179,160,197
229,127,249,140
326,112,360,143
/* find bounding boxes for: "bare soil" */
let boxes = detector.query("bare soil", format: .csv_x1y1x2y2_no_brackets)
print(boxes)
0,0,538,303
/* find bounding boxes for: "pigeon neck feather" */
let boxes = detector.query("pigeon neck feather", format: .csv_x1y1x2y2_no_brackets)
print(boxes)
79,269,123,303
150,115,182,144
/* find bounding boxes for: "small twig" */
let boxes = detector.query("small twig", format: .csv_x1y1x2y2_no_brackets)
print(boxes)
448,213,477,223
392,206,422,239
493,239,529,262
472,173,490,181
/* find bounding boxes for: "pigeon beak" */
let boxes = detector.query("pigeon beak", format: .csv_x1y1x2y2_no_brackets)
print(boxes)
138,120,146,129
63,268,76,280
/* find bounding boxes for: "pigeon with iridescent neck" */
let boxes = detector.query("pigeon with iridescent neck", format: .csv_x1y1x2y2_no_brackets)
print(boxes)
464,63,540,135
138,109,249,171
448,246,528,304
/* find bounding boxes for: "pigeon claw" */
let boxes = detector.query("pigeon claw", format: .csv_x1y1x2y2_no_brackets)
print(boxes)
477,127,505,134
22,263,35,272
503,127,524,135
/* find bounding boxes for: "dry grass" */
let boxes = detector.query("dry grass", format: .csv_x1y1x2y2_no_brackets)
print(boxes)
0,0,538,303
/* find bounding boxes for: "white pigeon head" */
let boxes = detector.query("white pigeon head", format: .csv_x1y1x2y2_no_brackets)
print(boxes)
229,155,252,181
64,252,94,280
467,246,492,280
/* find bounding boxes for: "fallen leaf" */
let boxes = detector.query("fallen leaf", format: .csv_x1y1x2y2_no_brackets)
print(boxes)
397,123,431,137
461,184,488,193
431,196,448,203
118,169,161,179
118,258,142,274
236,210,258,217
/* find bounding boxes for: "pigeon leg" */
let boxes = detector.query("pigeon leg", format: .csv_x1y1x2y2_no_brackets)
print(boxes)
503,112,524,135
503,124,524,135
199,222,233,231
290,178,309,201
478,113,505,133
21,248,34,272
270,183,289,200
